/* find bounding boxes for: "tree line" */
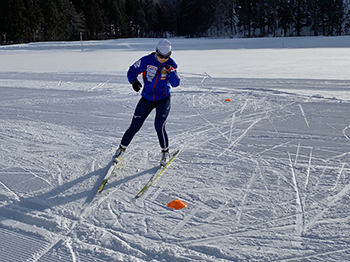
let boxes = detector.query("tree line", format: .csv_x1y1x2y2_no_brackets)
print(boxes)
1,0,350,44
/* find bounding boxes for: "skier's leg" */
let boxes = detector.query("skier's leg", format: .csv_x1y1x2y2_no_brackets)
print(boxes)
120,97,155,147
154,96,171,150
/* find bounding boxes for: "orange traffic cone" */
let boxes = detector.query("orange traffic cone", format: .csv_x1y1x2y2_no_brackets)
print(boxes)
225,98,232,102
167,199,187,210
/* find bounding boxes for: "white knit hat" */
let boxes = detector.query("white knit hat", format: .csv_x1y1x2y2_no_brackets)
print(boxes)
156,39,172,56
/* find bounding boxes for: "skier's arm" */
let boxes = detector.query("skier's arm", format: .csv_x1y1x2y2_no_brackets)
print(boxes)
165,65,180,87
127,58,145,84
169,70,180,87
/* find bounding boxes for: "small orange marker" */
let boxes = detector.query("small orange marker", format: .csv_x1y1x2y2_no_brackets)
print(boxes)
167,199,187,210
225,99,231,102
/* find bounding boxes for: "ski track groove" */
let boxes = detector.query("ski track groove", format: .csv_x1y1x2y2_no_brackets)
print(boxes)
88,79,111,92
274,247,350,262
179,203,332,246
22,166,55,189
3,169,141,261
266,111,279,132
240,99,249,114
288,152,305,236
21,199,149,261
294,140,301,167
342,125,350,140
0,179,20,201
228,112,236,143
327,151,350,161
29,235,64,262
64,238,77,262
220,116,266,156
235,163,260,228
192,103,230,141
169,206,200,236
298,103,310,129
305,147,313,189
304,174,350,233
330,163,346,191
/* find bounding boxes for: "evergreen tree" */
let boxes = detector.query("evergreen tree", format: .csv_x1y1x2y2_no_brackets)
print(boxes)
82,0,104,38
125,0,145,37
307,0,321,36
6,0,31,43
291,0,308,36
319,0,345,36
178,0,214,36
0,0,9,43
345,0,350,34
102,0,127,38
236,0,254,37
26,0,44,41
210,0,238,37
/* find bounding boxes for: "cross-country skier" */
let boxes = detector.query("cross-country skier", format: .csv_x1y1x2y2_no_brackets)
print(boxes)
113,39,180,166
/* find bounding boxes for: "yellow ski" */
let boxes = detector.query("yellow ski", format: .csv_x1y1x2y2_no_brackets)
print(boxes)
98,157,122,193
135,150,179,198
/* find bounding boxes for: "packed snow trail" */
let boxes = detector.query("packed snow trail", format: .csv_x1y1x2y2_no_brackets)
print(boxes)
1,38,350,261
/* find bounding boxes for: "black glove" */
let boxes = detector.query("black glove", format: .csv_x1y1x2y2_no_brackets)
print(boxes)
132,79,142,92
165,65,176,73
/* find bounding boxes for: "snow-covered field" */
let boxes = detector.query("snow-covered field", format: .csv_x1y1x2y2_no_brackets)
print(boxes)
1,36,350,261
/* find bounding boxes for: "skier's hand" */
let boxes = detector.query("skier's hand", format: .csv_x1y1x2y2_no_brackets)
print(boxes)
132,79,142,92
165,65,176,73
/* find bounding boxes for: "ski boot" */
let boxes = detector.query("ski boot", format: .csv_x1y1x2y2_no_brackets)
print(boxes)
160,149,170,167
113,145,126,164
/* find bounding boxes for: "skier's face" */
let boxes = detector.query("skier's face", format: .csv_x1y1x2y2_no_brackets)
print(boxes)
156,54,169,63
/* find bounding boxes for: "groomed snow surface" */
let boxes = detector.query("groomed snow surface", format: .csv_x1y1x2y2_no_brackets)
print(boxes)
1,37,350,261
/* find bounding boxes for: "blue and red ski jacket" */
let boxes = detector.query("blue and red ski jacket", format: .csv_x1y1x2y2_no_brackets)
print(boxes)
127,52,180,101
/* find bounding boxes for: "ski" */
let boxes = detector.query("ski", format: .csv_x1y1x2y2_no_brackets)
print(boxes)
135,150,180,199
98,158,122,193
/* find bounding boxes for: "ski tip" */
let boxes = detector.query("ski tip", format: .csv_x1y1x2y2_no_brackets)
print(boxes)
135,190,146,199
135,191,144,199
173,150,180,158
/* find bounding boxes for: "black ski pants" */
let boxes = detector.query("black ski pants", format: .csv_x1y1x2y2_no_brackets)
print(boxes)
120,96,170,150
